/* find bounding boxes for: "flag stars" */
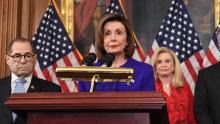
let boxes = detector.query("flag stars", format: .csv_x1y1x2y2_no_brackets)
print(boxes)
175,52,179,56
168,13,172,18
169,43,174,47
170,36,174,40
32,2,76,70
187,36,192,41
176,38,180,42
184,14,188,18
48,36,51,40
188,30,192,34
52,45,55,49
44,55,49,59
44,13,47,17
194,39,198,43
187,50,191,54
187,43,191,47
37,39,41,43
63,36,67,41
62,50,66,54
45,48,49,52
182,47,186,52
40,53,43,57
68,45,72,49
158,31,163,35
43,61,47,66
175,45,180,49
56,47,59,51
172,22,176,27
183,40,186,45
181,54,185,59
193,46,197,50
163,40,168,45
40,26,44,30
111,3,115,7
53,26,57,30
106,8,109,12
58,28,62,32
115,5,119,10
50,58,53,61
170,7,174,11
36,45,40,50
55,54,59,58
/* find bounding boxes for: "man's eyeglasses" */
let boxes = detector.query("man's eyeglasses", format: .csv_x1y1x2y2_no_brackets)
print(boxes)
8,53,35,62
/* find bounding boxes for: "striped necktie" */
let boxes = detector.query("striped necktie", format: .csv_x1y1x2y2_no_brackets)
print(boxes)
13,78,26,93
12,78,26,122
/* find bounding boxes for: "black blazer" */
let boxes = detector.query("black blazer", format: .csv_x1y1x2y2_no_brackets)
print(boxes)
0,75,62,124
194,62,220,124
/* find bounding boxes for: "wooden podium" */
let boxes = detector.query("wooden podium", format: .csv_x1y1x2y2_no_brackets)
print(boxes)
5,92,169,124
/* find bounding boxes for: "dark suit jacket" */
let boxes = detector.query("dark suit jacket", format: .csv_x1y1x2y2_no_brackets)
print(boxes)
194,62,220,124
0,75,62,124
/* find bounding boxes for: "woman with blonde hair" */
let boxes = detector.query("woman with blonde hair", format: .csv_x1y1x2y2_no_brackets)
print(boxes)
151,47,197,124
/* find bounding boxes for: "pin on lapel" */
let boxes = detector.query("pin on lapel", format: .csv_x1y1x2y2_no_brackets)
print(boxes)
30,85,35,90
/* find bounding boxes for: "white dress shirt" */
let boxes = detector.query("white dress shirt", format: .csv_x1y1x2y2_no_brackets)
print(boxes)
11,73,32,94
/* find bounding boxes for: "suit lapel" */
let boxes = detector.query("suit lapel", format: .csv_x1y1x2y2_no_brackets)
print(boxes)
27,76,41,92
0,76,12,101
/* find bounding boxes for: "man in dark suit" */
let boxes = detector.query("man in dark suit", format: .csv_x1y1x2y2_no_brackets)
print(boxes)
194,62,220,124
0,38,62,124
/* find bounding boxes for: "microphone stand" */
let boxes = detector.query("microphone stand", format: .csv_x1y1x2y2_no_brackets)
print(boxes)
90,74,99,93
56,66,134,93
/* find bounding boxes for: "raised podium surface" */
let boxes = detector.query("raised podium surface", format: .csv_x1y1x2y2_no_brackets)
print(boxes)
5,92,169,124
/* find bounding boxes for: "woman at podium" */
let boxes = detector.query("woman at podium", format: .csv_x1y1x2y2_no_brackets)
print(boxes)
150,47,197,124
78,14,155,92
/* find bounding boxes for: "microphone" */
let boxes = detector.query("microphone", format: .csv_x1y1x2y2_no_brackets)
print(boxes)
101,53,115,67
81,53,97,66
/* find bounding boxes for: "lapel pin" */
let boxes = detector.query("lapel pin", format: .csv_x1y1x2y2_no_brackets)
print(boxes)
30,85,35,90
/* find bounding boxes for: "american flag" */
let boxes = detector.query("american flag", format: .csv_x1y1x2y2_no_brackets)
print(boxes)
105,0,146,62
146,0,205,94
203,24,220,67
32,0,82,92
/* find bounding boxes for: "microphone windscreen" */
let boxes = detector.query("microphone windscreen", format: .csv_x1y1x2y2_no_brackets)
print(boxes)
81,53,97,66
101,53,115,67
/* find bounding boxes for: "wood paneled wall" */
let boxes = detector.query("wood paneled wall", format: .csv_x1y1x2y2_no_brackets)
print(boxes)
0,0,50,78
0,0,18,78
